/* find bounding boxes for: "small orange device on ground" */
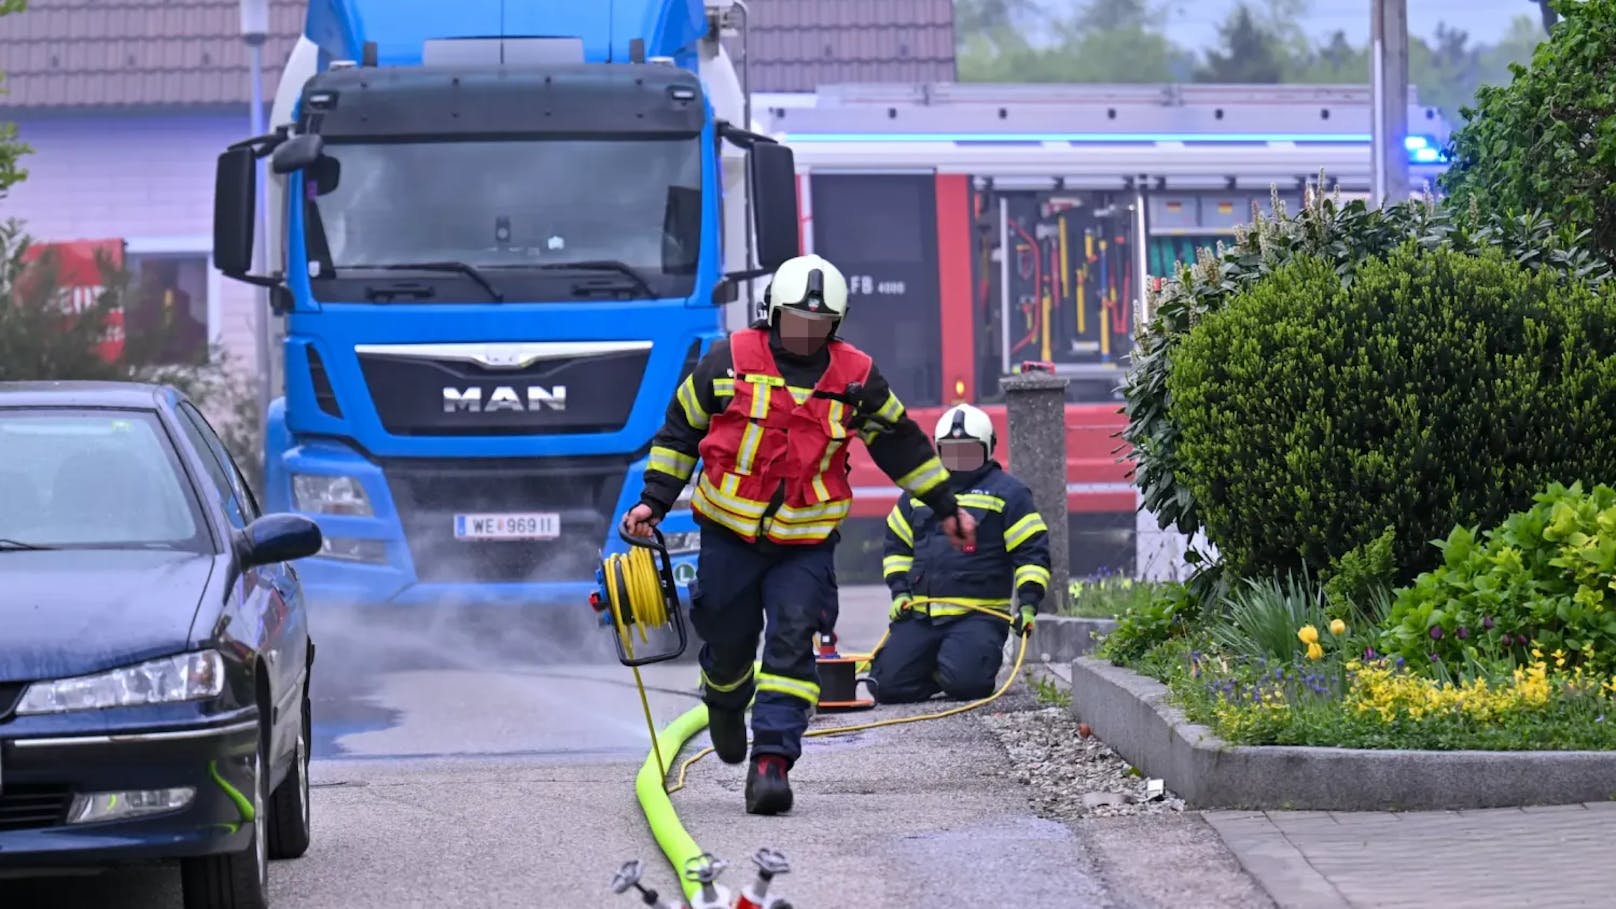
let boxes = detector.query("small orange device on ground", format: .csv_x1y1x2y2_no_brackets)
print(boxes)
814,631,874,711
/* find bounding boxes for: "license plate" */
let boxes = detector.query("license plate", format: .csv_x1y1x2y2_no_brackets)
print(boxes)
454,512,561,540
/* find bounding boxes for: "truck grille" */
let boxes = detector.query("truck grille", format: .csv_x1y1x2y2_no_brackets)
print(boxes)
357,345,650,437
382,456,631,584
0,785,72,831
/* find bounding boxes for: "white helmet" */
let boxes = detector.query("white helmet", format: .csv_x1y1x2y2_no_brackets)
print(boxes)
765,254,849,327
934,403,996,455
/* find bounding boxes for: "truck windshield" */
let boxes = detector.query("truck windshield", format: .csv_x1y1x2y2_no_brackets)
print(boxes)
303,136,703,301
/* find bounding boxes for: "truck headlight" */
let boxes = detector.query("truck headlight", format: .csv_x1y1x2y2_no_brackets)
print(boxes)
292,473,373,516
16,651,227,716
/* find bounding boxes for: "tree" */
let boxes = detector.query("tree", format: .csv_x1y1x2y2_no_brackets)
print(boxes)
957,0,1195,83
1195,4,1288,83
1442,0,1616,262
0,0,28,199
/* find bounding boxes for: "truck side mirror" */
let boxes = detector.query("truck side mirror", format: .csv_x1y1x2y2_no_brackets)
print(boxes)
272,134,325,175
748,142,800,272
213,147,257,277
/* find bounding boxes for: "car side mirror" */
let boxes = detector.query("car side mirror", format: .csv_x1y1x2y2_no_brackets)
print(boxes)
748,141,800,272
239,514,324,568
271,134,325,175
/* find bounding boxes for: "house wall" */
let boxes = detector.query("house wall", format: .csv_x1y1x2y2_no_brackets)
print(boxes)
3,110,265,379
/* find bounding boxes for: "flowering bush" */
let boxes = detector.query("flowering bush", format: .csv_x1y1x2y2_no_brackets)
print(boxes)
1380,481,1616,677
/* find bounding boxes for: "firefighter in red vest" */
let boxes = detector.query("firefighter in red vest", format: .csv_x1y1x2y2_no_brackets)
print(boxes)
621,253,977,816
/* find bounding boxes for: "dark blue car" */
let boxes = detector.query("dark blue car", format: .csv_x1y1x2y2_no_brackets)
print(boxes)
0,382,324,909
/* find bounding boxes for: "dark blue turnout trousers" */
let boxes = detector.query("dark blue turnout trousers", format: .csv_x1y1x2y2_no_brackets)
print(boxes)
687,527,837,766
868,612,1009,703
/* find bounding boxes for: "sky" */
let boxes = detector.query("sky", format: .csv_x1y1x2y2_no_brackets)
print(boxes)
1158,0,1535,50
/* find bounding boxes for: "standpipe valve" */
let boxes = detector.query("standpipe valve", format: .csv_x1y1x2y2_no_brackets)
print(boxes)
685,853,732,909
611,859,689,909
733,848,791,909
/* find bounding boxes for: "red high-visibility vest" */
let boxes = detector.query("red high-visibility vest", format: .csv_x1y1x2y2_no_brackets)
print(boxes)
691,327,873,544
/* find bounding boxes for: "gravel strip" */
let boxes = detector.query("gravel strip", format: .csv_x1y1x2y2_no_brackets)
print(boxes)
984,701,1187,819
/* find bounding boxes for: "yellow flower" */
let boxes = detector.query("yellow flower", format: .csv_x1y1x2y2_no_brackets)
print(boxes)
1298,625,1320,645
1306,641,1325,660
1329,618,1347,636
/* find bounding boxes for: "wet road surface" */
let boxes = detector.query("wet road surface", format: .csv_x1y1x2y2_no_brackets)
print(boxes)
2,589,897,907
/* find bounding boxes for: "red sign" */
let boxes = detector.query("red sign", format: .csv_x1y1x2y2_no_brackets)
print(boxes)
20,239,126,361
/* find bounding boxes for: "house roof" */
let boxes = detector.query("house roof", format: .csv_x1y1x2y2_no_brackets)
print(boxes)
0,0,956,111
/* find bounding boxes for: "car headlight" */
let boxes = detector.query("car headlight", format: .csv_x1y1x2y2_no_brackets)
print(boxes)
292,473,373,516
16,651,227,716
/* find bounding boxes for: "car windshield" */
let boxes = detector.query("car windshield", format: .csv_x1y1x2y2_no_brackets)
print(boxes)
0,409,210,552
303,136,704,300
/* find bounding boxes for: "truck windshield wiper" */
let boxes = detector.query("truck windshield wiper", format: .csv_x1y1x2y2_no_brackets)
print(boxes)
343,262,504,302
529,260,656,299
0,539,54,551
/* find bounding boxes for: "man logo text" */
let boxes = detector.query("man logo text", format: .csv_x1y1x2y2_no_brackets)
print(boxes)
443,386,568,413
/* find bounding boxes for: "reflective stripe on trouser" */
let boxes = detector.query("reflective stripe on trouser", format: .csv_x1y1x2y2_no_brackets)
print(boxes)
687,526,838,765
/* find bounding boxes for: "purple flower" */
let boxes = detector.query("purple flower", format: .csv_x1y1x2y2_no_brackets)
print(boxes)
1482,616,1495,630
1457,626,1470,640
1429,625,1444,640
1394,656,1406,669
1363,647,1379,661
1517,634,1530,647
1429,653,1441,662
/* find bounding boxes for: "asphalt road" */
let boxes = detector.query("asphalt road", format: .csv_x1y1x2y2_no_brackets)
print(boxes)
2,586,1252,909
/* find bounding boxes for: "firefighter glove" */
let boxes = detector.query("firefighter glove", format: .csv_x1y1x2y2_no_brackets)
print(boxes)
889,594,915,623
1012,605,1037,636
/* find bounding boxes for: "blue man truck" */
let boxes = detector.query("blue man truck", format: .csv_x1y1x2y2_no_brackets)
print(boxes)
210,0,798,608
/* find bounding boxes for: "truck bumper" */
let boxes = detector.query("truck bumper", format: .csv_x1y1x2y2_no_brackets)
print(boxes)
266,433,702,611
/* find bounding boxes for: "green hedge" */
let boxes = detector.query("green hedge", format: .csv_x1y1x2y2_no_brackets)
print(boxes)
1167,242,1616,582
1120,189,1612,544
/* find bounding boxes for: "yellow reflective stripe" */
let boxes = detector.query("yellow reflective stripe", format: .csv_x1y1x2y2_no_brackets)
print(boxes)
955,493,1004,512
756,672,820,705
772,499,850,524
885,507,913,547
765,519,843,541
713,377,735,397
924,598,1013,617
883,554,913,576
874,391,904,424
692,489,762,538
695,474,767,517
676,376,709,430
701,664,754,694
788,385,812,405
858,427,880,445
896,457,949,496
1005,513,1049,550
744,374,783,419
648,446,696,479
1015,564,1052,589
735,422,766,474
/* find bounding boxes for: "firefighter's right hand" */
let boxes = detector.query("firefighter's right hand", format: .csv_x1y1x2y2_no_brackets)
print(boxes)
888,594,915,623
621,503,660,539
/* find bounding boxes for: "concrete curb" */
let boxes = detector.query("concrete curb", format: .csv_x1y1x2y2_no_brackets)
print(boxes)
1068,656,1616,811
1032,616,1116,663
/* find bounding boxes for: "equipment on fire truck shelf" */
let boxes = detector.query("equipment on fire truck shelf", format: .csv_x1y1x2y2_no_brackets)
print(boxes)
669,598,1035,792
611,850,797,909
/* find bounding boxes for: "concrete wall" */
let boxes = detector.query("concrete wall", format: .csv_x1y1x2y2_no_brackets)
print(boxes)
4,110,263,378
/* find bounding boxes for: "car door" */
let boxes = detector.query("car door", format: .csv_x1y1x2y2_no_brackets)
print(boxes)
174,402,309,767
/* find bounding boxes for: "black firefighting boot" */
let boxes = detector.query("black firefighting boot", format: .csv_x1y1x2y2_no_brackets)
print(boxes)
745,755,794,815
707,706,748,765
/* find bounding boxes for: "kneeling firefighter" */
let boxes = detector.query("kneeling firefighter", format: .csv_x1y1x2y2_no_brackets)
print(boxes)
869,402,1052,703
620,254,977,816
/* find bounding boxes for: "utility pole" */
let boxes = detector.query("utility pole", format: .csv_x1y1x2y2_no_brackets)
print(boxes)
1370,0,1410,207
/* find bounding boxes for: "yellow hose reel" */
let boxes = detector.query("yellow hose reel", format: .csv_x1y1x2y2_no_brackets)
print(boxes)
590,527,691,668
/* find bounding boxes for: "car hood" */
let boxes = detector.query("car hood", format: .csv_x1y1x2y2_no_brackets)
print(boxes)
0,549,215,683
